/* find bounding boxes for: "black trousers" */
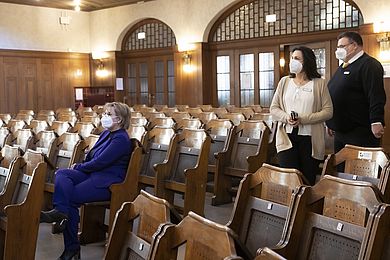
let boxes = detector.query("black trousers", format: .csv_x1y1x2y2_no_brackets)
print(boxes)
334,126,381,153
277,128,319,185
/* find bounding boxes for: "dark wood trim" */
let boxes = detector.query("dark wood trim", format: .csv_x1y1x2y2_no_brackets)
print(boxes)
0,49,89,60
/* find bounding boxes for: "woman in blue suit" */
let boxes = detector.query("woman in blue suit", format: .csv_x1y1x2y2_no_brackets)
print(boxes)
40,102,133,260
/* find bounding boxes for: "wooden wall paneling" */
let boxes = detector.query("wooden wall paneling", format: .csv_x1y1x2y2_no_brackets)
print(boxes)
39,61,55,110
114,52,126,103
3,57,19,114
69,57,90,88
19,58,38,111
53,59,73,109
202,43,212,106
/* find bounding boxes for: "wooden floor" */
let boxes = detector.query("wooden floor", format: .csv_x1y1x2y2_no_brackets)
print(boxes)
35,192,234,259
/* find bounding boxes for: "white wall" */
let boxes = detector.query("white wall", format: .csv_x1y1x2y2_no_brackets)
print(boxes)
0,3,90,52
0,0,389,53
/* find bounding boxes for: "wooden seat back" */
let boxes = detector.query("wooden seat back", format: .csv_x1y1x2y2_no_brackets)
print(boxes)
36,114,56,126
161,107,179,117
255,248,286,260
138,106,156,114
37,110,55,116
55,107,73,116
149,117,176,129
104,191,181,260
57,113,78,127
72,122,96,139
153,104,168,111
29,119,49,134
198,104,213,112
154,129,211,216
213,120,269,205
185,107,203,117
53,132,84,174
204,119,235,173
92,105,104,114
150,212,242,260
138,127,176,189
176,118,202,132
0,127,11,149
197,111,218,124
144,112,166,121
210,107,228,118
171,111,191,122
50,120,72,136
10,129,35,152
33,130,58,180
274,175,386,259
130,116,149,127
229,107,255,119
0,145,22,193
0,149,46,259
247,105,263,113
15,113,34,125
7,119,26,134
0,114,12,125
130,111,143,118
174,104,189,112
227,163,306,258
220,112,246,125
18,109,35,117
80,115,100,127
321,144,390,201
82,134,100,155
127,125,148,146
251,113,277,163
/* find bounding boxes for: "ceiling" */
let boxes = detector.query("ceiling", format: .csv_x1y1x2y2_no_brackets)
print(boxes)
0,0,154,12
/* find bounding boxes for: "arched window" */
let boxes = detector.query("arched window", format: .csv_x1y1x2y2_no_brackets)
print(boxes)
121,19,176,106
208,0,363,107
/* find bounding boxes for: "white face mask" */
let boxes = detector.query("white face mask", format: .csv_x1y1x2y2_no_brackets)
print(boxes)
101,115,114,129
289,59,303,74
335,48,347,61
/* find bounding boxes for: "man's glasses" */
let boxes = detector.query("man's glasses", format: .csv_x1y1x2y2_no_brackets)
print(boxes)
337,42,353,49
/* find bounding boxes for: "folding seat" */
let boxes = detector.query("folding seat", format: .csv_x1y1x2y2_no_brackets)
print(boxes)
149,212,243,260
227,163,307,258
220,112,246,126
161,107,179,117
9,128,35,152
0,149,46,259
154,129,211,216
0,145,22,192
213,120,269,205
271,176,387,259
104,191,181,260
321,144,390,202
29,119,49,134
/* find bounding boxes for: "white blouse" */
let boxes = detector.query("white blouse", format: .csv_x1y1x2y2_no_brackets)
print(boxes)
283,79,314,136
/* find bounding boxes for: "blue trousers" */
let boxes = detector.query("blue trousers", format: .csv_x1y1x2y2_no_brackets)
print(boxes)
53,169,111,251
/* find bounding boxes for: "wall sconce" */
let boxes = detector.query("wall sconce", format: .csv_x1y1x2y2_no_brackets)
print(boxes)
374,21,390,61
182,52,193,73
279,58,285,67
75,69,83,77
92,51,109,77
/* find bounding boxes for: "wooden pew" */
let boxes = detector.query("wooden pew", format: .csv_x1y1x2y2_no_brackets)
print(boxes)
104,190,181,260
175,118,203,132
255,247,286,260
148,117,176,130
137,127,176,193
29,119,49,135
227,163,307,258
220,112,246,126
0,145,22,193
32,130,58,179
213,120,269,205
79,139,144,244
204,119,235,174
127,125,148,146
197,111,218,124
0,115,11,126
7,119,26,135
251,112,277,164
272,175,386,259
149,212,243,260
0,128,10,150
0,150,46,259
71,122,96,139
154,129,211,216
15,113,34,125
210,107,228,118
50,120,72,136
321,144,390,202
9,128,35,152
161,107,179,117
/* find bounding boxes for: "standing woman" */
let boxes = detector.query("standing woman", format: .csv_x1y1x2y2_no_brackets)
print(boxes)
270,46,333,185
40,102,133,260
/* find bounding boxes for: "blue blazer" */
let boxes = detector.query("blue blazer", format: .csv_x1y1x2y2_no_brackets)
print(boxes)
74,129,133,188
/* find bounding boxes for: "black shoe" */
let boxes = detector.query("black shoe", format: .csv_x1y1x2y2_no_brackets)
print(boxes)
57,248,80,260
51,218,68,234
40,209,68,224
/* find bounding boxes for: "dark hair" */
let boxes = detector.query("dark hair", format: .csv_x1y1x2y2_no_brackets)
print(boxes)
290,46,321,80
337,31,363,46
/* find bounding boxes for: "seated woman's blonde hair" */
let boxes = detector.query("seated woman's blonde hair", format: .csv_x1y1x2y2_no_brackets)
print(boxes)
104,102,131,129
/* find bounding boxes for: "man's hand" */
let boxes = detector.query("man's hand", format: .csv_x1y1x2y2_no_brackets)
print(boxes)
372,123,385,139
